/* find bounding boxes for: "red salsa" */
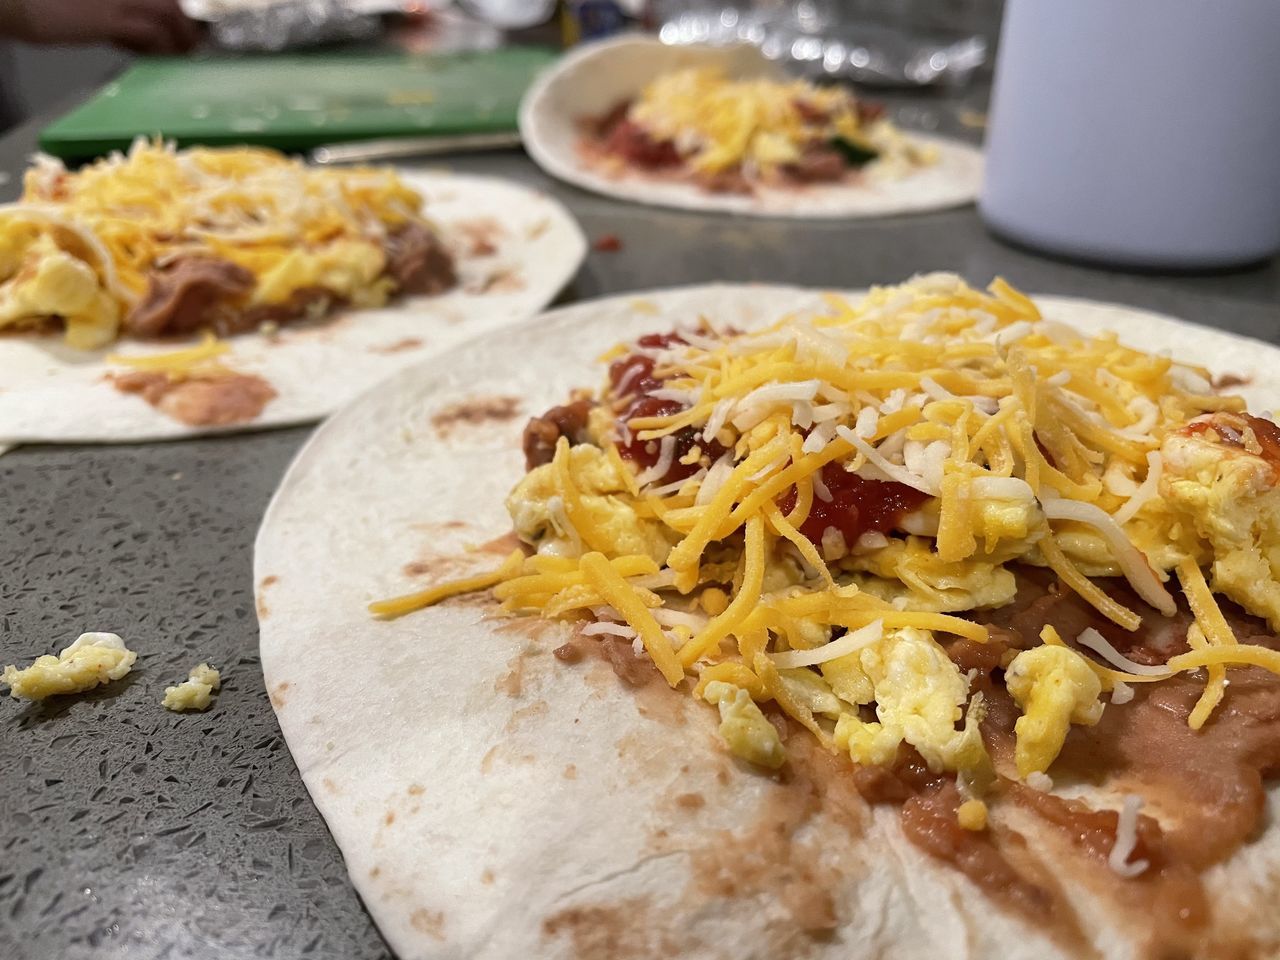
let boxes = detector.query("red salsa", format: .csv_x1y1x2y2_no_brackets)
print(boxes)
776,462,930,546
601,117,681,169
609,332,725,483
1183,412,1280,467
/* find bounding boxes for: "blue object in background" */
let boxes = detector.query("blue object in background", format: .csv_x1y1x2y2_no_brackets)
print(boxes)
568,0,632,41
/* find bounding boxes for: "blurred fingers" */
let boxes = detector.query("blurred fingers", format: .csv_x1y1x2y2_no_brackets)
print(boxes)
114,17,180,54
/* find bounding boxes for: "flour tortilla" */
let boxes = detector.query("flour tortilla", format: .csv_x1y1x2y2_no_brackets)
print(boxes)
0,170,585,448
519,36,984,219
256,285,1280,959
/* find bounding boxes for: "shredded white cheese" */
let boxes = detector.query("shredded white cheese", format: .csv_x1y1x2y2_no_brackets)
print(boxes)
821,528,849,561
652,608,709,631
695,455,734,506
1076,628,1171,677
701,398,735,444
1040,498,1176,616
802,420,838,455
636,436,678,488
771,620,884,669
837,426,936,495
1108,795,1151,878
801,467,829,505
581,621,637,639
648,387,700,404
854,405,880,439
1111,451,1163,526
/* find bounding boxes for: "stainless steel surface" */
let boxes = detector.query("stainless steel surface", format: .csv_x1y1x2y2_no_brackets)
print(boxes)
1,89,1277,960
310,131,525,165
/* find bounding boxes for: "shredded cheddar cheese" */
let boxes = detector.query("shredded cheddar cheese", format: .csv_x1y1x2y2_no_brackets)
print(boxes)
106,331,231,380
369,550,525,619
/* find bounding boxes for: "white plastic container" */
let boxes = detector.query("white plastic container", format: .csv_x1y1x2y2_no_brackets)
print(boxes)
980,0,1280,269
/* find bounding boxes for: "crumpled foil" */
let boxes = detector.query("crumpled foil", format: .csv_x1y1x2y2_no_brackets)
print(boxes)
655,6,987,87
210,0,384,52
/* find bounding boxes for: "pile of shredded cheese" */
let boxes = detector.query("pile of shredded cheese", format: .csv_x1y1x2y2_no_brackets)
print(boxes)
0,139,430,348
626,66,932,178
375,274,1280,819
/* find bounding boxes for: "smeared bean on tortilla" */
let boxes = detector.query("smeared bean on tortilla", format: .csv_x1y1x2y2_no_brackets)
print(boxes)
110,370,277,427
430,395,521,438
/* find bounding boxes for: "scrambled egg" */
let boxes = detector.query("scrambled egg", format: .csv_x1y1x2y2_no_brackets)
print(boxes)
506,444,675,563
1005,646,1104,777
778,667,846,719
828,627,989,775
702,681,786,769
1161,415,1280,632
971,494,1043,555
1,632,136,700
248,239,390,308
0,232,120,348
848,537,1018,612
161,662,221,712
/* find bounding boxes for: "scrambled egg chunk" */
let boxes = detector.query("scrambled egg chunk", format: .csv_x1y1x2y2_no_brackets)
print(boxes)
162,662,221,712
828,627,988,774
1005,645,1104,777
778,667,845,719
251,239,389,308
1,632,136,700
848,537,1018,612
971,494,1043,554
702,680,786,769
506,444,674,563
1161,415,1280,631
0,233,119,349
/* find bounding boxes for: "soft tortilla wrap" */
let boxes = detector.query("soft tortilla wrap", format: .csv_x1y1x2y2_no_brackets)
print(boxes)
256,285,1280,959
0,171,585,447
519,36,984,218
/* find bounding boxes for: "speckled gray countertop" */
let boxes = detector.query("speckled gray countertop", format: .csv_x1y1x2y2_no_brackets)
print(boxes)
1,82,1278,960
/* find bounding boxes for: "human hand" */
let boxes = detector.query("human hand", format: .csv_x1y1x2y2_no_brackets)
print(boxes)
5,0,203,54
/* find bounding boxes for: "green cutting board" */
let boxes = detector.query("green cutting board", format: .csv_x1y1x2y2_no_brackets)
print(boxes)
39,48,557,161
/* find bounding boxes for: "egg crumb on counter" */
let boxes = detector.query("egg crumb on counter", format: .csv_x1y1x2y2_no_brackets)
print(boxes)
1,632,136,701
162,663,221,712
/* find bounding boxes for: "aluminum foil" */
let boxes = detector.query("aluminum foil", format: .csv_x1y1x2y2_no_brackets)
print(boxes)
654,5,987,87
210,0,385,52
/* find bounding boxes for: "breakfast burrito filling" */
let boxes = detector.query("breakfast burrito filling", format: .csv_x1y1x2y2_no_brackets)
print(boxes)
583,67,936,193
375,274,1280,941
0,139,456,351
